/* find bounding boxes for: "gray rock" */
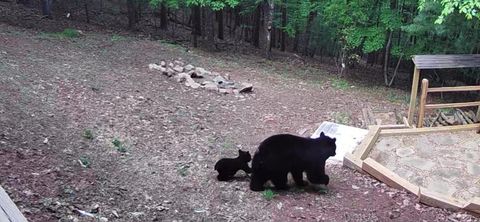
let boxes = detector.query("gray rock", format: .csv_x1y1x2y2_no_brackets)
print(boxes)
173,65,184,73
160,61,166,67
202,82,218,92
174,60,184,66
184,77,200,89
195,67,211,76
168,62,174,68
188,70,204,79
218,88,232,94
213,75,227,84
239,83,253,93
184,64,195,71
175,73,190,83
165,68,174,77
148,63,164,71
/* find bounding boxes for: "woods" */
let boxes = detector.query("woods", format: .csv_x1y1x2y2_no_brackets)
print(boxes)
13,0,480,85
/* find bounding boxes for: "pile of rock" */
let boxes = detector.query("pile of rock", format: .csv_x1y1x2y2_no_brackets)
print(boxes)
148,60,253,94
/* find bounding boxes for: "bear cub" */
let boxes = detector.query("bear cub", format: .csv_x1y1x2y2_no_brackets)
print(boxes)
250,132,336,191
214,149,252,181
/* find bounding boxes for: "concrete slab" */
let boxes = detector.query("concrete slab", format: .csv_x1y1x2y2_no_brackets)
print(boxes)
311,121,368,163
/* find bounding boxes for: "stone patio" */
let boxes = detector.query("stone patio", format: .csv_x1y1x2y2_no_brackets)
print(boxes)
369,130,480,203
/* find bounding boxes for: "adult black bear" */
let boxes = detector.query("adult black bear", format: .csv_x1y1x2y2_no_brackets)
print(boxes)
214,149,252,181
250,132,336,191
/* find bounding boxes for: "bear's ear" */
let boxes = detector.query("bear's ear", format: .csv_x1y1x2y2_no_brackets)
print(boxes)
320,132,325,138
332,138,336,142
238,149,242,154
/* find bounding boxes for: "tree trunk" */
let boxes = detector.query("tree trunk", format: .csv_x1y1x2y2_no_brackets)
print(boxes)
192,6,201,48
280,2,286,51
293,33,299,52
205,7,215,50
264,0,274,59
217,10,224,40
84,0,90,23
127,0,136,29
41,0,53,17
271,27,276,49
384,31,393,86
253,5,261,47
160,3,168,30
303,11,316,56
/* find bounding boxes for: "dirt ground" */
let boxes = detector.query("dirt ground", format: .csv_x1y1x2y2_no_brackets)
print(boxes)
0,6,479,221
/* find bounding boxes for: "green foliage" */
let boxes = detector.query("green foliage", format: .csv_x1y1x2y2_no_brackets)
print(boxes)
333,112,350,125
111,34,126,42
58,28,81,38
331,78,350,90
112,138,127,153
386,91,408,104
79,156,91,168
419,0,480,24
42,28,81,39
262,189,277,200
150,0,181,9
82,129,93,140
177,164,190,176
112,139,121,147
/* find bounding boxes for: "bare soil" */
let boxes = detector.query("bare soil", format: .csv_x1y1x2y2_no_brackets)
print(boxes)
0,5,479,221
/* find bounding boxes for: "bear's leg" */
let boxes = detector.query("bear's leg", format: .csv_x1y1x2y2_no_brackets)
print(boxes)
217,173,233,181
319,174,329,185
291,170,306,186
250,172,268,191
271,172,289,190
242,164,252,174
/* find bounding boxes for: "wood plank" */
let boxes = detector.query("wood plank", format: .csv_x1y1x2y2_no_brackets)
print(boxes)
417,79,429,128
362,158,420,195
377,124,409,129
427,85,480,93
419,188,465,210
425,101,480,109
380,123,480,136
0,186,28,222
402,117,411,128
413,54,480,69
343,153,363,172
407,67,421,126
464,197,480,214
352,125,381,160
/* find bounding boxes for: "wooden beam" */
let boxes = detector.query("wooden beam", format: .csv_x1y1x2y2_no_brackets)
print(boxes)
0,186,28,222
419,188,465,210
402,117,411,128
380,123,480,136
417,79,429,128
377,124,409,129
407,67,420,126
424,101,480,109
352,125,381,160
343,153,363,172
427,85,480,93
362,158,419,195
464,197,480,214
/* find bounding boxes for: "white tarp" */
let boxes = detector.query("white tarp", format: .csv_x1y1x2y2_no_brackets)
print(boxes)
311,121,368,163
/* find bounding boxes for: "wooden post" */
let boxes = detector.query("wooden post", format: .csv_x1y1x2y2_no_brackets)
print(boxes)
417,79,429,128
407,67,421,125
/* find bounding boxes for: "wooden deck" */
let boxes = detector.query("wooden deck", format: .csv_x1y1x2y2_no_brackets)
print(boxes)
0,186,27,222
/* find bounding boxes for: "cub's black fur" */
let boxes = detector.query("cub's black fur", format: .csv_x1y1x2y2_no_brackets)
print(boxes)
250,132,336,191
214,149,252,181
